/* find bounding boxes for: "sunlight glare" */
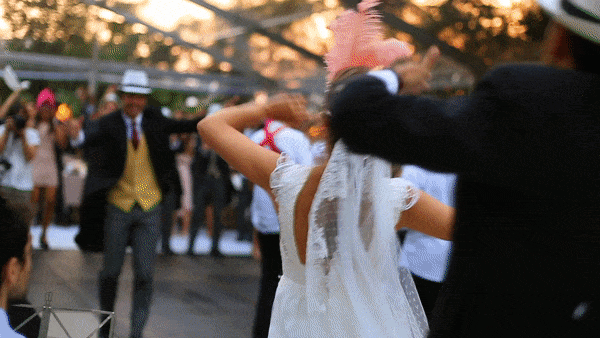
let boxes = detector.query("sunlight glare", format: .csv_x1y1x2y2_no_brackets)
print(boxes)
136,0,214,32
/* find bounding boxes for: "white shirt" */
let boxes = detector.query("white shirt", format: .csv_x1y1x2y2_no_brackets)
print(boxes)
310,140,328,164
250,121,312,234
369,69,400,94
0,125,41,191
122,113,143,141
399,165,456,282
0,308,26,338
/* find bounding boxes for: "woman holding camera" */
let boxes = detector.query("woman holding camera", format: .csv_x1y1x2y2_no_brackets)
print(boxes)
0,88,40,229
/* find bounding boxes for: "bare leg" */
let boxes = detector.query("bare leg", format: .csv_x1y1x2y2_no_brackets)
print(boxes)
206,205,214,237
41,186,57,242
181,209,192,236
30,186,42,224
31,186,48,249
171,212,179,236
252,230,262,261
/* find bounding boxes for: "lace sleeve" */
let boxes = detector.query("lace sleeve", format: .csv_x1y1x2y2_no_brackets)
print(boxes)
390,178,421,220
270,152,311,204
404,182,420,210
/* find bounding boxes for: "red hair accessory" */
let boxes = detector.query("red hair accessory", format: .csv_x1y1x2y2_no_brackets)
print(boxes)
36,88,56,110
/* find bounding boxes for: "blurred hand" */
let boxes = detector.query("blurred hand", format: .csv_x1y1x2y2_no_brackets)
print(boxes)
25,105,37,121
393,46,440,95
66,116,83,139
264,93,311,129
4,117,16,132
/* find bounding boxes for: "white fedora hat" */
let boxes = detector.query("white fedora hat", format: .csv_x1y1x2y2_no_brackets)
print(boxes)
120,69,152,95
537,0,600,43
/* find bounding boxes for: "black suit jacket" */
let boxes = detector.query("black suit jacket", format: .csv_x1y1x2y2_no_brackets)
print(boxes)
191,139,231,179
330,64,600,337
82,107,199,200
191,135,233,202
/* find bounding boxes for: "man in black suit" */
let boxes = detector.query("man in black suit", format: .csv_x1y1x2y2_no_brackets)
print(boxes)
69,70,199,338
329,1,600,336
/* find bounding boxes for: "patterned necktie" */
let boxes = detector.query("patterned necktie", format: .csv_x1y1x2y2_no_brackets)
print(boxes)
131,122,139,150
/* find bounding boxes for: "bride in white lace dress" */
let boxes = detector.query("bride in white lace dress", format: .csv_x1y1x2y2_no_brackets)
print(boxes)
197,2,453,337
199,96,453,336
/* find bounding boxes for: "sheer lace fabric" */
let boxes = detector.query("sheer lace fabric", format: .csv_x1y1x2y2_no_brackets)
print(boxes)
269,142,428,337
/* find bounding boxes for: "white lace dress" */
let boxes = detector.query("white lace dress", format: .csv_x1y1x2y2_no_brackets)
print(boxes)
268,142,429,338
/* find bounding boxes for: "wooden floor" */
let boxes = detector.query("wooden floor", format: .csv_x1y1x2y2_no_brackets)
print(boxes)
27,249,261,338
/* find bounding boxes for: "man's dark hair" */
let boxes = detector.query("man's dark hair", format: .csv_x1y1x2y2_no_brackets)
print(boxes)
568,30,600,74
0,197,29,285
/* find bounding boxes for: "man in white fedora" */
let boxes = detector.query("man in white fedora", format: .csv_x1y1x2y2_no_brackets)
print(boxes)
69,69,199,338
328,0,600,336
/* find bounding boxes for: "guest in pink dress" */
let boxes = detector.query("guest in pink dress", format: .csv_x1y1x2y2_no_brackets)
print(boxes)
30,88,68,250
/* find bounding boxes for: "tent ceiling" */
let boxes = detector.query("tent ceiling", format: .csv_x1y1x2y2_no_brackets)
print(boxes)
1,0,544,95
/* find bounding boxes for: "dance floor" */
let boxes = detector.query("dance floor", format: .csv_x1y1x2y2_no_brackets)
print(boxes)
29,224,254,256
24,225,260,338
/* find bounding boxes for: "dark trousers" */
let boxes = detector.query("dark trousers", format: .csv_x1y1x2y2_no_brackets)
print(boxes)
99,204,161,338
252,233,282,338
189,174,226,254
75,191,106,252
236,179,253,242
160,189,177,253
412,273,443,322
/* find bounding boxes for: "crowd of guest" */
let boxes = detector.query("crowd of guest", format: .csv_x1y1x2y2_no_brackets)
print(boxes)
2,1,599,337
0,74,281,256
0,67,328,338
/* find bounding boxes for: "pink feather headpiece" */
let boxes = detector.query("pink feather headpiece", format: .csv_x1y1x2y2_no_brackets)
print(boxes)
325,0,412,83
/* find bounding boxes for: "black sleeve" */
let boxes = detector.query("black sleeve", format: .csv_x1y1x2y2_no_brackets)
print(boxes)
328,72,501,175
155,109,201,134
329,64,600,196
80,114,110,148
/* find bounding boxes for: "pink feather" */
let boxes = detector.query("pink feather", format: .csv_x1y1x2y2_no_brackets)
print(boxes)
325,0,412,82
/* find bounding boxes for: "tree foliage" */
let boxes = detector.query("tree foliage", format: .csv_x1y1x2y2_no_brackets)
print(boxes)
2,0,551,79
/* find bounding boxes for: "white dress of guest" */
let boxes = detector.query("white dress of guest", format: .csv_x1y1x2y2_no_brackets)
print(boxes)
0,125,40,191
267,141,428,338
31,121,59,187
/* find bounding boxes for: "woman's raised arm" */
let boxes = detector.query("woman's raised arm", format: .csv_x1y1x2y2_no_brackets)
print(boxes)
0,88,24,119
396,191,455,240
197,93,310,193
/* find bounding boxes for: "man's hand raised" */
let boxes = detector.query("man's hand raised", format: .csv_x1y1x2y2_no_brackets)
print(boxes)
66,116,83,139
393,46,440,95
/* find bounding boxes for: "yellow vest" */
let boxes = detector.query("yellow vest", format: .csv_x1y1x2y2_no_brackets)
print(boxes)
107,134,162,212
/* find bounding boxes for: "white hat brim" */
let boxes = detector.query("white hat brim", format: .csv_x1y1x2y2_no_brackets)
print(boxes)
120,85,151,95
537,0,600,43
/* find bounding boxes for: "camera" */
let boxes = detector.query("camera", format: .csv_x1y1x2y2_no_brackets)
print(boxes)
12,114,27,130
4,102,27,130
